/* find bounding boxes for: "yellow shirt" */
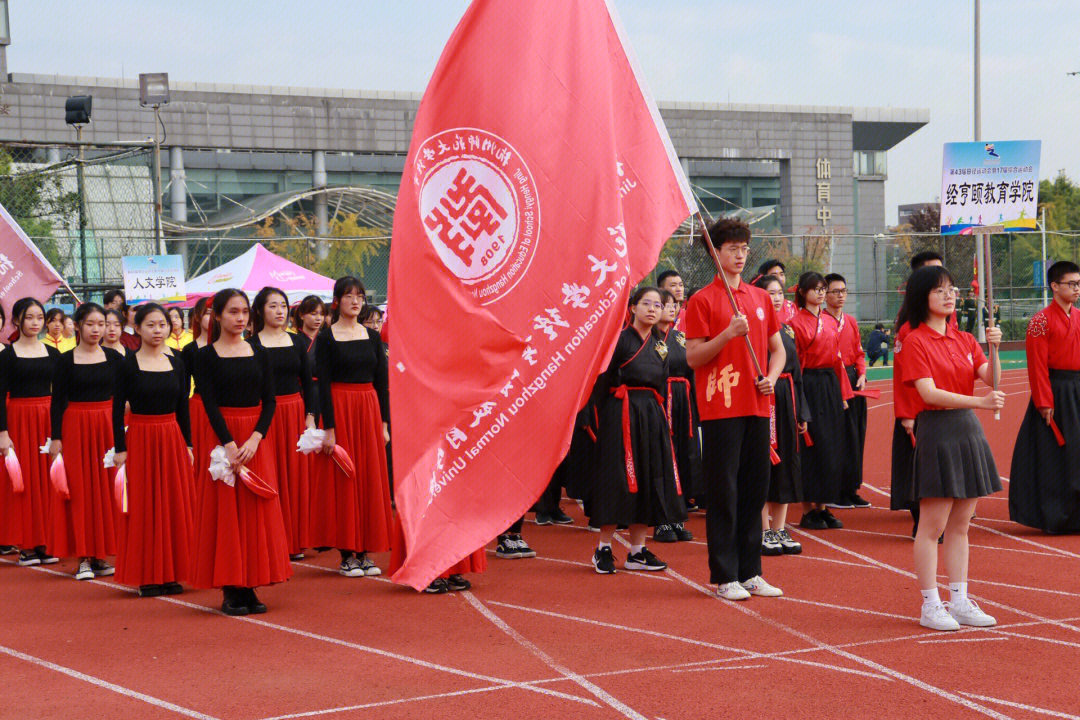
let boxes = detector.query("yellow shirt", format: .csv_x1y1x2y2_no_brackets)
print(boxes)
43,334,77,352
166,330,193,350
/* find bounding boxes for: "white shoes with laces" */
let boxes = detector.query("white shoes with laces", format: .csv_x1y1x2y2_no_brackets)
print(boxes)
920,602,961,631
741,575,783,597
716,581,751,601
948,598,996,627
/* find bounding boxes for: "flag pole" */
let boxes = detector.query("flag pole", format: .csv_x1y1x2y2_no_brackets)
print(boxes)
694,212,764,378
980,229,1000,420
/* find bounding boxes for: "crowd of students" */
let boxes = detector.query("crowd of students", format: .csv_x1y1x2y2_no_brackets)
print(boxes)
0,217,1075,632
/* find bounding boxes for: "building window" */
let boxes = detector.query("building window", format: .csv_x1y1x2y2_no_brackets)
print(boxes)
853,151,886,177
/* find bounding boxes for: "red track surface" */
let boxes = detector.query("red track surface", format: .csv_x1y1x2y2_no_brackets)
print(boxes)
4,368,1080,720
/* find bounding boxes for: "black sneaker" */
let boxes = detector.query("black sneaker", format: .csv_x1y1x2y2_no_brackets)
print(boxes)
243,588,267,614
221,587,250,616
849,492,871,508
510,534,536,558
0,545,17,556
592,546,616,574
138,584,165,598
653,524,677,543
289,553,305,561
34,548,58,565
495,534,522,558
761,530,783,556
673,523,694,541
799,510,828,530
16,550,40,567
550,508,574,524
534,512,555,526
820,509,844,529
162,582,184,595
425,578,450,594
776,529,802,554
447,574,471,591
825,497,854,509
625,547,667,571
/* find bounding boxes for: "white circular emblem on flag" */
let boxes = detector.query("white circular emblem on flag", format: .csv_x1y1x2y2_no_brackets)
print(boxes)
416,128,540,305
756,307,765,321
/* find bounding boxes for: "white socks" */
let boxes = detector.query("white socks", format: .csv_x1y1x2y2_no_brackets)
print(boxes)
597,541,611,550
920,587,941,605
629,544,644,555
949,581,968,605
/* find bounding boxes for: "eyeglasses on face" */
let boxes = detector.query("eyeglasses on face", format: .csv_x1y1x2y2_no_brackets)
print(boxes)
931,286,960,297
826,288,848,296
723,245,750,257
638,301,663,310
1053,280,1080,290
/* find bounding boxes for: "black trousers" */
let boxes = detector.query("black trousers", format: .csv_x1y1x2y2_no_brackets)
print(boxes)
505,516,525,535
532,476,564,514
701,416,770,584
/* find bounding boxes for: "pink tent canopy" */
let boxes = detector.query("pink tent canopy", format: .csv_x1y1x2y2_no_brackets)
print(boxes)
180,243,333,307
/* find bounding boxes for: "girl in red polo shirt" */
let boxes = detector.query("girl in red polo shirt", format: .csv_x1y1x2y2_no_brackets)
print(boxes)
901,266,1003,631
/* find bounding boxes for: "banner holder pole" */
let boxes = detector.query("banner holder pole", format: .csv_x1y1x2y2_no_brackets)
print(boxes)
975,225,1003,421
694,212,764,378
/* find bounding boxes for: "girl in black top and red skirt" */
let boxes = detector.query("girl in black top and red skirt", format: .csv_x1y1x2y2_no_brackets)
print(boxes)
313,277,392,579
192,289,290,616
0,298,61,567
181,298,213,511
112,304,195,597
293,295,325,425
251,287,317,561
587,287,684,574
47,303,123,580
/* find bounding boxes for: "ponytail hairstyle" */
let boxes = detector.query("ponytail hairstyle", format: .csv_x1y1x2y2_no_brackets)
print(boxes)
72,302,106,346
209,288,249,342
292,294,326,333
794,271,826,309
10,297,45,342
252,286,288,333
189,297,210,342
330,276,365,324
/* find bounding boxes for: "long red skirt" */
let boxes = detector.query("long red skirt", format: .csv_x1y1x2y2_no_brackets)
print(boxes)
191,405,292,589
6,396,51,549
188,394,213,512
266,393,312,554
115,413,195,586
310,383,392,553
388,512,486,579
47,401,116,559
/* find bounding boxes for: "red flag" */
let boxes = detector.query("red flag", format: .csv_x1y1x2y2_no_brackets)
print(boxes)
388,0,695,589
0,202,70,332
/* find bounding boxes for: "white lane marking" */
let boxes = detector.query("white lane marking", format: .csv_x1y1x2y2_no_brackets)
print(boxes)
0,644,220,720
959,692,1080,720
255,684,547,720
971,522,1080,561
460,591,641,719
669,664,766,673
916,636,1010,645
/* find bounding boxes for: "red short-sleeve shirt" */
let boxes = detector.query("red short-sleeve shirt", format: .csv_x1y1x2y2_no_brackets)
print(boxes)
902,323,987,407
684,277,779,420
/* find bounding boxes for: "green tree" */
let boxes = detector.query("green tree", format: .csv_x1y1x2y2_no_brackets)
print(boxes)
0,149,74,269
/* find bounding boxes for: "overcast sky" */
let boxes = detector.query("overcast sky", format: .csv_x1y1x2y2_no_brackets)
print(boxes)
9,1,1079,224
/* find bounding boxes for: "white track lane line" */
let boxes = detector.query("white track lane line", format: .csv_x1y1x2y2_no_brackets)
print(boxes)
959,693,1080,720
915,636,1010,645
460,591,643,720
669,664,767,673
607,538,1010,718
970,522,1080,561
0,644,220,720
255,685,551,720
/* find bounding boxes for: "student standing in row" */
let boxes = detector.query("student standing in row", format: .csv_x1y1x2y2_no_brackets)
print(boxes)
251,287,318,560
112,304,194,597
47,303,122,580
587,286,683,574
1009,260,1080,533
901,266,1002,631
0,299,61,566
823,273,870,510
43,308,76,352
754,274,806,557
755,259,797,324
685,218,785,600
790,272,852,530
166,307,193,350
314,277,392,578
102,309,130,358
658,270,687,333
192,289,291,615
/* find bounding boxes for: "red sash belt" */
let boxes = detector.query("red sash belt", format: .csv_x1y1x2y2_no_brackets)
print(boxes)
666,377,695,439
611,385,681,496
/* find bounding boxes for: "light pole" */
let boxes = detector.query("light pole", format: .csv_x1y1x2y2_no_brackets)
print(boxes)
139,73,170,256
64,95,92,284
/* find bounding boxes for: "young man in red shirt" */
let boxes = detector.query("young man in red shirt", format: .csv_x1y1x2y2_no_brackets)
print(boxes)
823,273,870,509
685,218,786,601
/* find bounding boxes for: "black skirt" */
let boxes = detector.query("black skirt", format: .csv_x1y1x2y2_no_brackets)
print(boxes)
890,418,917,511
842,365,867,493
558,423,597,503
912,409,1001,501
800,368,845,503
587,389,686,527
768,375,803,504
1009,370,1080,533
668,379,704,504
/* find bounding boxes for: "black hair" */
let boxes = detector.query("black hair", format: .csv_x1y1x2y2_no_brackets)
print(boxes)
703,217,751,246
252,286,289,333
134,302,168,328
656,270,682,287
10,297,44,341
658,289,676,306
1048,260,1080,286
794,272,826,309
189,297,210,342
292,294,326,332
904,266,955,330
629,285,662,308
103,308,125,330
72,302,105,327
753,274,783,292
910,250,944,272
45,308,65,326
103,289,126,309
874,323,885,331
209,288,250,342
166,306,184,324
756,259,785,278
824,273,847,286
330,276,365,323
0,304,6,330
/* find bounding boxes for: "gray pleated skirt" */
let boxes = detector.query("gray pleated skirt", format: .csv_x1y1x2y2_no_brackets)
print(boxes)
912,408,1001,501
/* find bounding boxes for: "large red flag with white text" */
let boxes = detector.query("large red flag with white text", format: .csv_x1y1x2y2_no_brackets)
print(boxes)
388,0,696,589
0,202,69,333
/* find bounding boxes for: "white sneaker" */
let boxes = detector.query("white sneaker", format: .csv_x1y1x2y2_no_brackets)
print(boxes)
357,554,382,577
716,581,751,601
339,557,365,577
741,575,783,597
74,560,94,581
920,602,961,631
948,599,996,627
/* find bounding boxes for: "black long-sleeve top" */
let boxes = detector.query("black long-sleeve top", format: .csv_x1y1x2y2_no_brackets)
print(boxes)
181,342,202,396
250,334,316,414
315,328,388,429
112,352,193,452
50,348,123,438
0,344,61,432
194,344,276,445
592,326,669,399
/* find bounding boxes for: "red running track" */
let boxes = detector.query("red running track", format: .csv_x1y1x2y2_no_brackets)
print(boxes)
3,368,1080,719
